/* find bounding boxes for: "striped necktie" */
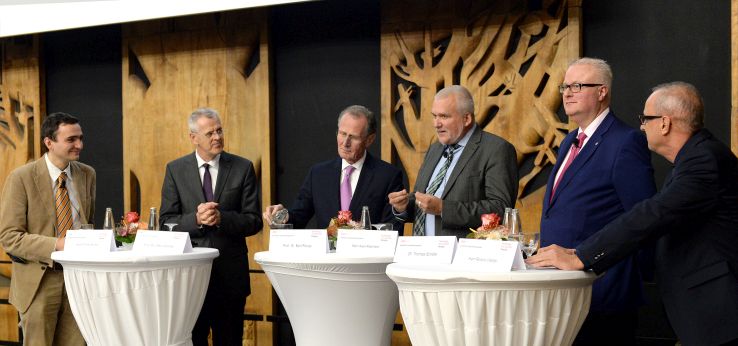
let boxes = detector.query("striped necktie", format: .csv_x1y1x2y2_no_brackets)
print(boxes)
413,144,459,236
55,172,73,238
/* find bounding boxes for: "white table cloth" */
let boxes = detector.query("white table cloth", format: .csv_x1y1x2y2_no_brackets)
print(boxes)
254,251,398,346
51,248,219,346
386,263,597,346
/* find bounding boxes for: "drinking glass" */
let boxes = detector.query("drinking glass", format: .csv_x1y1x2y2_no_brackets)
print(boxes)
164,223,178,232
270,223,293,229
522,232,540,257
272,208,289,224
80,224,94,230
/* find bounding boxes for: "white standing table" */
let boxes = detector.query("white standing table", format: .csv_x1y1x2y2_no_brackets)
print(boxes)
51,248,219,346
386,263,597,346
254,251,398,346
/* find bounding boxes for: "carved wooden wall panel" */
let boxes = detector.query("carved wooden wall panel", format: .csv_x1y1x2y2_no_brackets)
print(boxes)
381,0,582,234
0,35,43,344
122,10,273,345
732,0,738,156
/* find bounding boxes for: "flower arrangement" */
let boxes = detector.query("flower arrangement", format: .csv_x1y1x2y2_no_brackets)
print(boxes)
467,213,509,240
115,211,147,243
326,210,361,244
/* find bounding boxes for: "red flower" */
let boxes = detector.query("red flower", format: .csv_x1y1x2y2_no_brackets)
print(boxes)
337,210,352,225
125,211,140,224
480,213,501,230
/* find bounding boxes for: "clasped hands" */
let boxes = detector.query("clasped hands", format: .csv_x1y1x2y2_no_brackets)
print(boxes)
196,202,221,227
388,189,443,215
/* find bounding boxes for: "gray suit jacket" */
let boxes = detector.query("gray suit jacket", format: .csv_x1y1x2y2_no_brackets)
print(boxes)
160,151,262,297
408,126,518,237
0,157,95,312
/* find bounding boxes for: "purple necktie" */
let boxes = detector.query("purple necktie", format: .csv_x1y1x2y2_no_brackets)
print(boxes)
551,132,587,200
202,163,214,202
340,166,355,211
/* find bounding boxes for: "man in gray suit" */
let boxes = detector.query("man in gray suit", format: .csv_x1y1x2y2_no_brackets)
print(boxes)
389,85,518,237
160,108,262,346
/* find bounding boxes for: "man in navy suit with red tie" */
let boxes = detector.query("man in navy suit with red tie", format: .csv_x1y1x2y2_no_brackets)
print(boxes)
263,105,404,229
539,58,656,345
530,82,738,346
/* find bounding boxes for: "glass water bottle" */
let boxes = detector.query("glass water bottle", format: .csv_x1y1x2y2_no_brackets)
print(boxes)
103,208,115,230
148,207,159,230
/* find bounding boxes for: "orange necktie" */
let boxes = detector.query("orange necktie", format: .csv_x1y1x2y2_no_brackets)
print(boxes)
55,172,73,238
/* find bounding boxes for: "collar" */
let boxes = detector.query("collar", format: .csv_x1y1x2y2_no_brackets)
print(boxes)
452,123,476,148
44,153,71,182
342,150,367,171
578,107,609,139
195,151,221,169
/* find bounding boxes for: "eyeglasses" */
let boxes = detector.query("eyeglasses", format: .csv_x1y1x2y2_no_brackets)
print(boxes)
558,83,603,94
638,114,663,125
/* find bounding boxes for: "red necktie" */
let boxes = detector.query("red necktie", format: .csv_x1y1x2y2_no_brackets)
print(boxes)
551,132,587,200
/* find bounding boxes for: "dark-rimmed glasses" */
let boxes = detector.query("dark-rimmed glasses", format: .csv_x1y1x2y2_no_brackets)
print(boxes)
638,114,663,125
558,83,603,94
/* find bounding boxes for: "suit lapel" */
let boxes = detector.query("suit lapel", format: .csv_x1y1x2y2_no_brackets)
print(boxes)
327,158,342,211
545,131,577,210
551,114,614,204
350,153,374,210
69,162,89,223
186,153,207,204
442,127,481,199
32,158,56,234
214,152,232,202
416,143,444,193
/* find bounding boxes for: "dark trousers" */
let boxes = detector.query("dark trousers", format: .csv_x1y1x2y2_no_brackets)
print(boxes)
573,309,637,346
192,287,247,346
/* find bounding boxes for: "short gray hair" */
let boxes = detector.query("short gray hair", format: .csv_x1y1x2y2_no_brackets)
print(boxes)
651,81,704,133
337,105,376,136
435,85,475,116
188,108,221,133
569,57,613,88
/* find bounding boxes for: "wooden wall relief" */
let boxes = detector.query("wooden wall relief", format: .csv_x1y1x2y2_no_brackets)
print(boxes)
0,35,43,344
732,0,738,156
122,10,273,346
381,0,582,233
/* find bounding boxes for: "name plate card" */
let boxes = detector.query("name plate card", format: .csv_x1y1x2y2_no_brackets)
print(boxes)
452,239,525,271
393,236,457,264
64,229,116,253
336,230,398,256
132,231,193,254
269,229,328,254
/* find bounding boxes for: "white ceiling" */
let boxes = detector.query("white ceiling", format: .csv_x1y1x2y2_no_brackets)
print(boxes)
0,0,313,38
